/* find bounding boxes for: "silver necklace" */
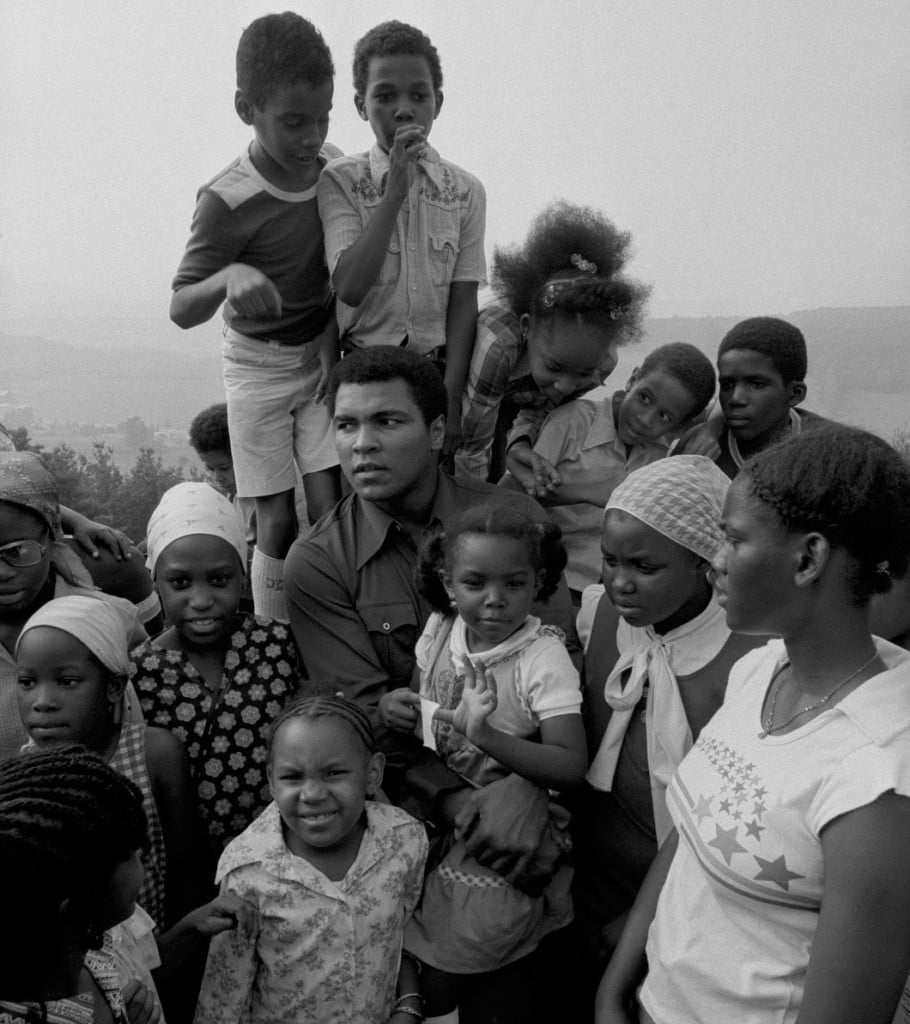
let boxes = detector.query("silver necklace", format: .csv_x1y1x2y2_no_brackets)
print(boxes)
759,652,879,738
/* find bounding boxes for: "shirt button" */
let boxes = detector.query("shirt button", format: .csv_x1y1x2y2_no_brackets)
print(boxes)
382,622,391,631
409,242,416,251
410,283,417,290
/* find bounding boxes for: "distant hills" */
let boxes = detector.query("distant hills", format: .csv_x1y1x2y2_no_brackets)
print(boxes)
3,306,908,442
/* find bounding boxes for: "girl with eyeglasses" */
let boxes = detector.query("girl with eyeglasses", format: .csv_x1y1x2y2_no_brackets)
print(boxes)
0,451,146,760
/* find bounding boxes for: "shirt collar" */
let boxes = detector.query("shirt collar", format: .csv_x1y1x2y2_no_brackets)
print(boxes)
354,469,456,570
368,141,445,190
581,395,622,452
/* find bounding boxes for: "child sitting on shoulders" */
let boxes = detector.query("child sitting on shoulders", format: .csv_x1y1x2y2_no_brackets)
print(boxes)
455,200,649,481
16,595,204,930
170,13,342,619
194,695,428,1024
380,505,586,1024
679,316,829,477
129,483,300,862
318,20,486,460
503,342,716,595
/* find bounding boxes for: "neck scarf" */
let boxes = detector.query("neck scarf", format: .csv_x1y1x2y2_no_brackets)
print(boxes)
587,597,730,843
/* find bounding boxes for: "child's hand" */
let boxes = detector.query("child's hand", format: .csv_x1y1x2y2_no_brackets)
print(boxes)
66,510,133,560
379,688,421,733
674,418,723,460
187,892,259,941
121,979,161,1024
505,444,562,500
435,659,498,743
225,263,283,321
385,124,427,200
312,318,340,404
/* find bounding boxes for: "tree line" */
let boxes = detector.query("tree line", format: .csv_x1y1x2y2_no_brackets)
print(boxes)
8,428,186,542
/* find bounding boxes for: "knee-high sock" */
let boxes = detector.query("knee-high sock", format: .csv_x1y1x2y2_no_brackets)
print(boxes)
250,546,287,621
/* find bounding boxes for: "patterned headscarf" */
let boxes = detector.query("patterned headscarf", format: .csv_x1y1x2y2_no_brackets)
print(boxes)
17,595,131,676
0,451,62,536
145,482,246,577
0,450,94,588
605,454,729,562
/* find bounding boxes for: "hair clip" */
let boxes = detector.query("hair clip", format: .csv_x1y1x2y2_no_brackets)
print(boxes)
876,560,891,577
570,253,597,275
609,306,625,321
541,283,561,308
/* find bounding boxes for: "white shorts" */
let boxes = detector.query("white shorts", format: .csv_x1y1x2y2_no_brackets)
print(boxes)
222,328,338,499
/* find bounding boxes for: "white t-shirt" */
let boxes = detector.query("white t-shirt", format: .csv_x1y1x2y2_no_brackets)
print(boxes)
641,637,910,1024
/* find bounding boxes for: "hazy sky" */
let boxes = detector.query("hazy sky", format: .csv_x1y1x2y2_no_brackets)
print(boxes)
3,0,908,321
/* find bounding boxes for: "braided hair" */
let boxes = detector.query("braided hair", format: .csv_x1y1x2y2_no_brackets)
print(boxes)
492,200,649,343
0,746,147,993
745,424,910,602
267,692,376,761
416,504,567,615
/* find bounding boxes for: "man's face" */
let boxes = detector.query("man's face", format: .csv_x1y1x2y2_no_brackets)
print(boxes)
332,379,444,507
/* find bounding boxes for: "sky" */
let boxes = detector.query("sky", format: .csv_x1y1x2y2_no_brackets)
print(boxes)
2,0,908,321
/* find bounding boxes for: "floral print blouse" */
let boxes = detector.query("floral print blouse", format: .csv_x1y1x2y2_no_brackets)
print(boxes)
195,801,428,1024
129,614,299,848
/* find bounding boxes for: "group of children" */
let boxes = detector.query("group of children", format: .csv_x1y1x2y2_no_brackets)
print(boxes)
2,9,910,1024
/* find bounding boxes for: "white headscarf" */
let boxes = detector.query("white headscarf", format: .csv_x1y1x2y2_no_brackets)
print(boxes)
587,456,731,843
17,594,132,676
145,482,246,577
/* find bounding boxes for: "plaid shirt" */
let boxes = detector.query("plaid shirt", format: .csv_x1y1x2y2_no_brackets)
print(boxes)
455,300,560,479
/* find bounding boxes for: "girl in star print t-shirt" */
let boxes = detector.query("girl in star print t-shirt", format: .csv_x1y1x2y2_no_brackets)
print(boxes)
597,425,910,1024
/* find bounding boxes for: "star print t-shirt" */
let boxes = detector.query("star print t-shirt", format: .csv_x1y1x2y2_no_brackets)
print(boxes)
640,637,910,1024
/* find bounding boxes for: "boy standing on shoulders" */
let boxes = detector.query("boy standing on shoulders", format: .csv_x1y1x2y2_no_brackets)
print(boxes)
170,13,342,620
318,21,486,462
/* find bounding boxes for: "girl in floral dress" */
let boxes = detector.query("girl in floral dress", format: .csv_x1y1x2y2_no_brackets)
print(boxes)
129,483,300,860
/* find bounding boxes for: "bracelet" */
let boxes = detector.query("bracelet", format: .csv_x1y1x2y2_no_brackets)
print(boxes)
392,1006,423,1021
395,993,423,1005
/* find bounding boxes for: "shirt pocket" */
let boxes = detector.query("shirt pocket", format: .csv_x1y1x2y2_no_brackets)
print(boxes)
429,232,460,287
375,234,402,286
361,600,420,688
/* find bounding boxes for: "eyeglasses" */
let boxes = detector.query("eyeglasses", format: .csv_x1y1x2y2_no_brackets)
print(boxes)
0,536,49,568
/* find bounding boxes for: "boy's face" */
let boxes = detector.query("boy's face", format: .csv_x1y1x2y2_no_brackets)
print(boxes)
198,448,236,498
616,368,699,446
717,348,805,444
236,78,333,190
355,54,442,154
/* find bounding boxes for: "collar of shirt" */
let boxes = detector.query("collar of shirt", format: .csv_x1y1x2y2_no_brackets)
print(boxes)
368,141,445,192
218,801,392,891
354,469,459,569
581,393,622,454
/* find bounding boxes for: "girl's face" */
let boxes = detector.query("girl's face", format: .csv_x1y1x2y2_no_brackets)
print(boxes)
155,535,243,650
97,849,145,930
17,626,122,750
268,716,384,864
442,534,542,653
601,512,712,634
713,477,798,635
525,314,619,404
0,503,51,615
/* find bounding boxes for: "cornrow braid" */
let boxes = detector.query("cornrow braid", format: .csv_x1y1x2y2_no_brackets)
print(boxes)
745,425,910,601
0,746,147,991
268,693,376,759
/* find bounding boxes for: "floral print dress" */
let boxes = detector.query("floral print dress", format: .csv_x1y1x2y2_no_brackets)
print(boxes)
129,614,299,849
